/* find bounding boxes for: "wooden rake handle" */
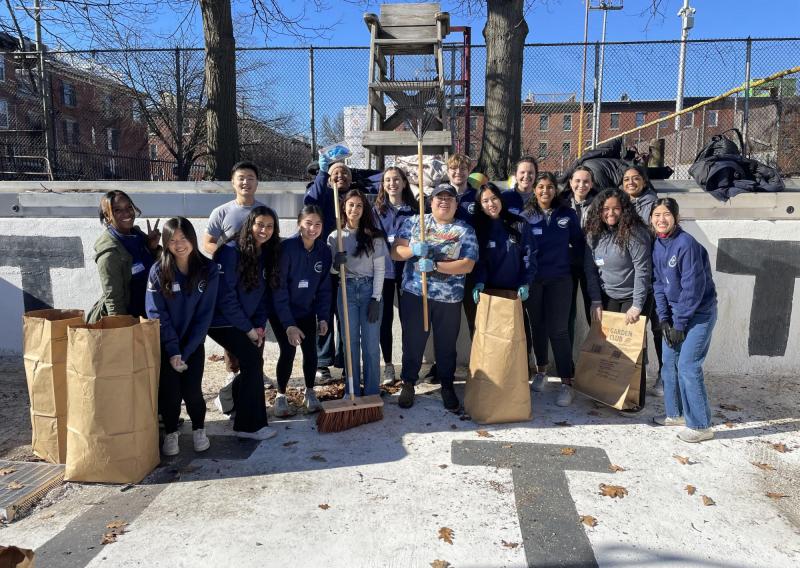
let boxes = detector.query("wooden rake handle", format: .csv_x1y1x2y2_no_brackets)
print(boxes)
332,184,356,401
417,140,429,332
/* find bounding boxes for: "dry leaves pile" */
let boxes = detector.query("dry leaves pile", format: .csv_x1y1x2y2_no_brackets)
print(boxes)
599,484,628,498
102,520,128,545
438,527,454,545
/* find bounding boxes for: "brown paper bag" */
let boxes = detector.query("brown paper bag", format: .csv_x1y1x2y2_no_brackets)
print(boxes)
0,546,35,568
573,311,647,410
465,290,532,424
23,308,85,464
65,316,160,483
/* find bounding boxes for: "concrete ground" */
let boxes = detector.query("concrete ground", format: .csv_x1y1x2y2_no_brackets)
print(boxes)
1,357,799,568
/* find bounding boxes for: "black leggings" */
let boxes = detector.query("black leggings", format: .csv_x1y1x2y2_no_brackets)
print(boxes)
270,315,318,392
568,264,592,346
379,278,400,364
208,327,268,433
602,293,647,409
159,345,206,434
525,275,574,380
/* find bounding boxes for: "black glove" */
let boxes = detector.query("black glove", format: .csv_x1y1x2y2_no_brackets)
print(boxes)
662,322,686,348
333,251,347,271
367,298,381,323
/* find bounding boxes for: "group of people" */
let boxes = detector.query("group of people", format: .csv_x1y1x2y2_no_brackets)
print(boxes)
88,153,719,459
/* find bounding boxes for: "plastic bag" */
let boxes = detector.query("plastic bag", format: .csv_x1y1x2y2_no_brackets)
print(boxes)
319,143,351,163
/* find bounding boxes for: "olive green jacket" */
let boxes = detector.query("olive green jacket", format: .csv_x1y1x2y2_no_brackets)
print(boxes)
86,229,135,323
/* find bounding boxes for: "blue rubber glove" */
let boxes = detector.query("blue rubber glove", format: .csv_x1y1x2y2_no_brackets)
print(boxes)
411,241,429,258
517,284,529,302
416,258,435,273
472,282,485,304
318,153,331,173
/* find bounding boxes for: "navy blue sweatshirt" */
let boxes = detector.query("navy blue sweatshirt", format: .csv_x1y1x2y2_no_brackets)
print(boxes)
145,260,219,359
500,187,534,216
374,202,415,280
271,233,332,329
473,217,538,289
652,226,717,332
304,171,344,240
455,186,479,226
523,206,585,281
211,241,270,332
108,226,155,318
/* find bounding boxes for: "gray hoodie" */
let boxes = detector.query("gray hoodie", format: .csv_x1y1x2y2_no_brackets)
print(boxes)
584,225,652,310
630,187,658,225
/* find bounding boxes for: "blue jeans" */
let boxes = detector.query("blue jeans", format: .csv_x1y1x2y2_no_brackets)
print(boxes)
662,307,717,430
337,276,382,396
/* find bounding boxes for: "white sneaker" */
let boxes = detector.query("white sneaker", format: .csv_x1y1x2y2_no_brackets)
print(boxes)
162,432,179,456
650,376,664,397
304,389,322,413
653,415,685,426
272,394,292,418
192,428,210,452
382,363,396,386
531,372,547,392
556,384,574,407
263,374,274,390
236,426,277,441
677,427,714,443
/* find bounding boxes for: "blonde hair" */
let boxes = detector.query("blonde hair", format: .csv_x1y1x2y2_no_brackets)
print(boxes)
447,153,472,170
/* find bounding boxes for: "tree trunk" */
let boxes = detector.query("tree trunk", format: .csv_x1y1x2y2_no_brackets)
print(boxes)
199,0,239,180
476,0,528,180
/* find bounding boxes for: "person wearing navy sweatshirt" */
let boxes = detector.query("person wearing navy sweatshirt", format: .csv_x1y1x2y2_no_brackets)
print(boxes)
304,158,352,382
522,172,585,407
650,198,717,443
270,205,332,418
501,156,538,216
209,207,280,440
471,182,537,324
373,167,416,385
146,217,219,457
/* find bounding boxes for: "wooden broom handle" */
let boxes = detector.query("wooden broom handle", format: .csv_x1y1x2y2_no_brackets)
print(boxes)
417,140,429,332
332,183,356,401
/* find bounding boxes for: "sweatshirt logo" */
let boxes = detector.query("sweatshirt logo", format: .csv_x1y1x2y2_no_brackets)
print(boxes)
314,261,323,273
557,217,569,228
668,255,677,268
198,279,207,293
467,202,476,214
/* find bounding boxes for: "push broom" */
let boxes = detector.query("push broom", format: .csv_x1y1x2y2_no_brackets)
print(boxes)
317,178,383,433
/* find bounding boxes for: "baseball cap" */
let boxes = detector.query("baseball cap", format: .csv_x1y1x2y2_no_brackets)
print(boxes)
430,183,457,198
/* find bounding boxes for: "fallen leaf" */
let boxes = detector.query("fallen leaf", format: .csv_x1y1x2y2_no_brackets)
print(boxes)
207,353,224,362
106,520,128,530
501,444,513,449
608,464,625,473
0,467,16,476
501,540,519,548
719,403,741,411
724,422,735,428
310,455,327,462
766,492,789,500
560,447,576,456
580,515,598,527
438,464,448,469
685,485,696,496
7,481,24,490
554,420,572,427
599,483,628,498
771,443,788,453
673,454,691,465
476,430,493,438
751,462,775,471
438,527,454,545
101,532,118,545
282,441,299,447
318,504,330,510
702,495,716,506
430,561,451,568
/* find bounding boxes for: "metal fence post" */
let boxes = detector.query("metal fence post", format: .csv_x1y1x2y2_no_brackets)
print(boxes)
591,42,601,148
742,37,752,156
175,47,184,179
309,46,317,156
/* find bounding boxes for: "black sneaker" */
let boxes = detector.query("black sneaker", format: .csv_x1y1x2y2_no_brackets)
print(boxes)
424,363,440,384
398,382,415,408
441,385,460,411
315,367,332,382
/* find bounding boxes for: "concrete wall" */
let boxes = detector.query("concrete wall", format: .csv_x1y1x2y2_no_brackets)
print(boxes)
2,182,800,376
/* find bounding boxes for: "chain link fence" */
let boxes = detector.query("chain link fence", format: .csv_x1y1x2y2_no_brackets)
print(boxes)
0,37,798,181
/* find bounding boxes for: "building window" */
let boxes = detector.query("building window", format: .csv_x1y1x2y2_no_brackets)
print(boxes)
149,143,158,160
537,141,548,160
62,82,77,107
106,127,120,152
707,110,719,127
539,114,549,131
635,112,646,127
102,94,113,116
609,113,620,130
15,68,38,96
62,118,80,145
684,111,694,128
0,99,9,129
563,114,572,132
469,115,478,131
562,141,571,157
659,111,669,120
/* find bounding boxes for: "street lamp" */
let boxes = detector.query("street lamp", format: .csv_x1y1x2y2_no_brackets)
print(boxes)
590,1,623,148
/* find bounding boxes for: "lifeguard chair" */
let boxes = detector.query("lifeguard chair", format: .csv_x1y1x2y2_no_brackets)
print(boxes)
362,3,452,169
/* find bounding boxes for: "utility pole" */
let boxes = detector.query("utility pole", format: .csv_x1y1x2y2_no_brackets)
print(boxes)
590,1,623,148
577,0,590,158
33,0,55,171
674,0,695,175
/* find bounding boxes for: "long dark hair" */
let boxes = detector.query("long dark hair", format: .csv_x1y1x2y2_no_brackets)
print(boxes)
298,204,323,224
523,171,563,215
584,188,648,249
561,165,599,200
158,217,208,299
473,183,523,245
374,167,415,214
339,189,383,257
621,164,653,191
224,206,281,291
98,190,141,226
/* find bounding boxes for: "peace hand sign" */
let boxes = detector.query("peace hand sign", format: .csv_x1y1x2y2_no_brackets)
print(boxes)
146,219,161,251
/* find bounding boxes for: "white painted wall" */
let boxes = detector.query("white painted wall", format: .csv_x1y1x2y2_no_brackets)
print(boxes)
1,216,799,376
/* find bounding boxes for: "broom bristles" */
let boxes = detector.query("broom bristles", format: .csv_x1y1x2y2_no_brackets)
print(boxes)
316,405,384,434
